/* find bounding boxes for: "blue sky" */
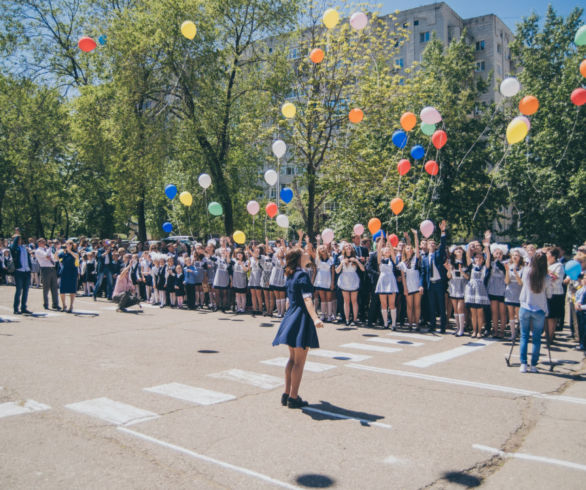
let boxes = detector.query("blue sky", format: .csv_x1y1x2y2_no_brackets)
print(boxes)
380,1,583,31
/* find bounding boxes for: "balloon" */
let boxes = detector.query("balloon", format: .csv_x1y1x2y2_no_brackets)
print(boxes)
208,202,223,216
181,21,197,40
266,202,278,218
432,130,447,150
272,139,287,158
162,222,173,233
400,112,417,131
323,8,339,29
247,200,259,215
392,130,408,149
264,169,278,186
233,231,246,245
571,88,586,106
368,218,381,234
410,145,425,160
425,160,439,176
179,191,193,206
390,197,404,216
397,159,411,176
421,122,436,136
565,260,582,281
165,184,177,200
349,108,364,124
519,96,539,116
310,48,324,64
276,214,289,228
389,234,399,247
506,117,529,144
420,106,442,125
322,228,334,244
420,220,434,238
372,229,386,242
581,59,586,78
353,224,364,236
350,12,368,30
575,25,586,46
280,187,293,204
98,35,107,46
78,37,97,52
198,173,211,189
281,102,296,118
500,77,520,97
517,116,531,131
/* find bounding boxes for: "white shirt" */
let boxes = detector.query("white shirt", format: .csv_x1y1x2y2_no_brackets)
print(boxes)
35,247,54,267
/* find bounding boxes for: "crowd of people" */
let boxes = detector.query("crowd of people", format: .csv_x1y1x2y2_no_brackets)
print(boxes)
2,224,585,374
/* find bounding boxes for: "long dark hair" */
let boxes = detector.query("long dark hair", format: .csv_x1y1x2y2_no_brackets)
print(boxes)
285,248,302,277
529,252,547,294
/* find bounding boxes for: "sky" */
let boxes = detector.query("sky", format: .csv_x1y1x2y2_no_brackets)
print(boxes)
380,0,583,31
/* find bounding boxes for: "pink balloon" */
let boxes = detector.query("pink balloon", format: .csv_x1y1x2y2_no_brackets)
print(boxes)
353,224,364,236
420,220,434,238
246,200,259,216
350,12,368,30
322,228,335,244
420,106,442,125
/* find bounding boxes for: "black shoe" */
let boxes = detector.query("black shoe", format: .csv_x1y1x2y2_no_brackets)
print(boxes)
13,310,21,315
440,328,446,334
93,296,97,302
21,309,33,315
52,305,61,311
287,396,309,409
281,393,289,406
43,304,49,310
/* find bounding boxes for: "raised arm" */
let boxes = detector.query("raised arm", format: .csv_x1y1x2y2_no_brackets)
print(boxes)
483,231,491,268
412,229,420,259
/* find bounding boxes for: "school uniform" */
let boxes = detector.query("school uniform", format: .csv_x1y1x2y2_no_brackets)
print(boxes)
313,257,334,290
465,265,490,308
231,260,248,293
487,261,506,301
248,257,262,289
260,255,273,290
269,256,286,291
448,261,467,299
421,233,448,332
375,258,399,294
504,266,523,307
397,257,423,294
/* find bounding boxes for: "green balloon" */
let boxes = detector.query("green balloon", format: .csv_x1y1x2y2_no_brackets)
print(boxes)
208,201,223,216
575,25,586,46
421,122,436,136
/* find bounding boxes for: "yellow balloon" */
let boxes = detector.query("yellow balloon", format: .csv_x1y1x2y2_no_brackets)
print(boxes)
233,230,246,245
323,8,339,29
181,21,197,40
179,191,193,206
281,102,296,119
506,119,528,145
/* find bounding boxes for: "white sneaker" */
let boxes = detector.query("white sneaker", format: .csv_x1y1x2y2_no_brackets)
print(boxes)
528,365,538,373
520,364,528,373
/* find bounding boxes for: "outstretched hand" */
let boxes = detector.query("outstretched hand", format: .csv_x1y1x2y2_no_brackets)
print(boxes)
439,220,447,232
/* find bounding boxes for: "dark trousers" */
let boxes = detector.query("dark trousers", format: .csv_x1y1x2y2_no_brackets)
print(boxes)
368,290,381,325
358,275,370,321
14,271,31,312
186,284,196,309
41,267,59,307
94,269,113,299
577,311,585,348
427,281,447,330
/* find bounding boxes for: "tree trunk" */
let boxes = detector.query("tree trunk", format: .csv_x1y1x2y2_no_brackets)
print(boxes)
306,164,316,241
137,196,147,242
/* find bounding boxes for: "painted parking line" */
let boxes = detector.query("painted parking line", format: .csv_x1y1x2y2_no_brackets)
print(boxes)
261,357,336,373
309,349,371,362
386,332,443,342
473,444,586,472
0,400,51,419
145,383,235,406
302,407,392,430
208,369,283,390
367,337,424,347
403,341,490,368
345,364,586,406
340,343,401,354
118,427,300,489
65,397,159,425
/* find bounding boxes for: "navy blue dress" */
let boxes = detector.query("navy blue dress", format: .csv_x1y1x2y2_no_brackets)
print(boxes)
272,269,320,349
59,252,78,294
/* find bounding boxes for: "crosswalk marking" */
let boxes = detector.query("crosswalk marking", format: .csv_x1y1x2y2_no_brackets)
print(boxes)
309,349,371,362
340,343,401,354
367,337,424,347
0,400,51,419
144,383,236,406
403,341,489,368
386,332,443,342
65,397,159,425
208,369,283,389
261,357,336,373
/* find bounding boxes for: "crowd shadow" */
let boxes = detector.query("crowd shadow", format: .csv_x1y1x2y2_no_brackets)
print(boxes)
302,400,385,427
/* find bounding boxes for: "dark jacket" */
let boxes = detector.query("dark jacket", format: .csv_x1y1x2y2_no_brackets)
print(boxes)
421,234,447,288
10,236,30,271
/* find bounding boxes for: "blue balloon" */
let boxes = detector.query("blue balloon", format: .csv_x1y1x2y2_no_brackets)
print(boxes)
162,222,173,233
165,184,177,200
98,35,107,46
564,260,582,281
373,229,387,242
280,187,293,204
392,130,408,149
410,145,425,160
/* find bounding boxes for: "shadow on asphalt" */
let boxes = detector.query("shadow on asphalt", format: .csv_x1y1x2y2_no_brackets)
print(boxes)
73,311,100,317
295,473,336,488
302,401,385,426
259,323,274,327
197,350,219,354
442,471,482,487
362,333,379,337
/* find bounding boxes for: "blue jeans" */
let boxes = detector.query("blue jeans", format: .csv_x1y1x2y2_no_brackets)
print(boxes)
13,270,31,312
94,269,114,300
519,307,545,366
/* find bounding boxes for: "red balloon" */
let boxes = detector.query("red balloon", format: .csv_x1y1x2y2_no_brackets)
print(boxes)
571,87,586,106
265,202,278,218
425,160,439,176
397,159,411,176
432,130,447,149
78,36,97,53
389,234,399,247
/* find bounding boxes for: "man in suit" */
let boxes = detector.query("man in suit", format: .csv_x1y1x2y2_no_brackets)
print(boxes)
421,220,448,332
366,236,383,327
10,229,33,314
352,233,370,323
93,241,114,301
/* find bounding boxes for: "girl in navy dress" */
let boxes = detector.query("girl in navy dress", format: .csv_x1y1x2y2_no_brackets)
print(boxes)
193,251,206,308
55,240,79,313
505,249,524,340
487,245,508,338
204,243,218,310
272,248,324,409
174,265,185,308
375,237,399,329
397,230,423,331
447,245,469,336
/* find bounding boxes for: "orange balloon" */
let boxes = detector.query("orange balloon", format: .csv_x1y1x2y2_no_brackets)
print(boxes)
390,198,404,216
310,48,324,64
368,218,381,235
265,202,278,218
349,108,364,123
519,96,539,116
400,112,417,132
425,160,439,176
581,59,586,78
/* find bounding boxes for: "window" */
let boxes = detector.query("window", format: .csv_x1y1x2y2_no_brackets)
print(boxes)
475,61,485,72
286,167,296,175
419,31,430,43
475,40,485,51
497,43,502,54
414,20,419,26
395,58,404,69
288,47,298,59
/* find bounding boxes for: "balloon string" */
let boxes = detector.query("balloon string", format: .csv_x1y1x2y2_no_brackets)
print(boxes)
472,146,510,222
409,138,433,204
554,105,581,169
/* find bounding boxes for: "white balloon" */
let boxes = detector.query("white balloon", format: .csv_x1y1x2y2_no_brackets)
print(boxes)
264,169,278,186
420,106,442,125
271,139,287,159
198,173,211,189
276,214,289,228
322,228,334,244
350,12,368,30
500,77,520,98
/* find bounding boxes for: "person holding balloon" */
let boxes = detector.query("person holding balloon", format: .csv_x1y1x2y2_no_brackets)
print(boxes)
397,230,424,331
336,243,365,326
375,236,399,329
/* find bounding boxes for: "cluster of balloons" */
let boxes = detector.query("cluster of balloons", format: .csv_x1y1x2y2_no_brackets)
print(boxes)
165,174,212,207
78,35,106,52
322,9,368,31
571,36,586,105
499,77,539,145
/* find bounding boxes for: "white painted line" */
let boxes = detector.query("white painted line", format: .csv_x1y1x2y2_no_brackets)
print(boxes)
65,397,159,426
261,357,336,373
386,331,443,341
345,364,586,406
340,343,402,354
118,427,300,489
309,349,371,362
208,369,283,390
302,407,392,429
384,456,407,465
0,400,51,419
42,312,64,317
367,337,424,347
404,341,490,368
144,383,235,406
473,444,586,472
70,309,100,315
